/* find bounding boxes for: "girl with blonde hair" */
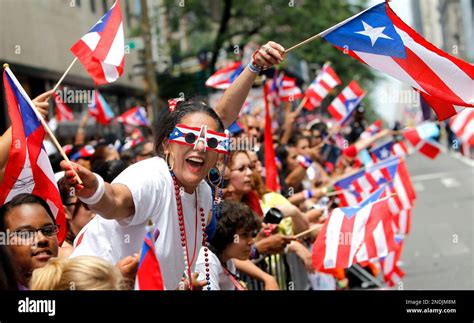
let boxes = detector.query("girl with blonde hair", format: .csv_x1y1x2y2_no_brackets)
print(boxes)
30,256,125,290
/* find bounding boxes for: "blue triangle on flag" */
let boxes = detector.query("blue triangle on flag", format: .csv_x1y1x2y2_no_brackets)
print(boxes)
323,3,406,59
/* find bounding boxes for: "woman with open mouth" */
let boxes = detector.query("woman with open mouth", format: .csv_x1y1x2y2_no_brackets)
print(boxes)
61,41,286,290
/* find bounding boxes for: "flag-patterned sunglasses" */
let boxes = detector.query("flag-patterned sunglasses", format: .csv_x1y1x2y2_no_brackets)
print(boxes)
169,124,230,154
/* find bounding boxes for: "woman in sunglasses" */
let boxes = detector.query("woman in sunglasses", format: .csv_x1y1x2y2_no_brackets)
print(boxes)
61,41,285,290
0,193,59,289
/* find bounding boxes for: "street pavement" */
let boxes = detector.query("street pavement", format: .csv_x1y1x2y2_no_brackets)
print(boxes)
402,151,474,290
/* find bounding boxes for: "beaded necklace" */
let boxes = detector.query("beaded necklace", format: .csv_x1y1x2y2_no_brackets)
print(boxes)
170,171,210,290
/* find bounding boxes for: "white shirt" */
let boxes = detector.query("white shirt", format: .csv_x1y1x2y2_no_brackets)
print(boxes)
71,157,212,290
196,248,237,291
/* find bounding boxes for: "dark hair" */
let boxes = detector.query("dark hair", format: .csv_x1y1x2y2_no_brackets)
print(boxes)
0,194,56,232
288,133,310,148
132,141,151,158
92,160,129,183
153,99,225,157
309,121,328,136
209,201,261,256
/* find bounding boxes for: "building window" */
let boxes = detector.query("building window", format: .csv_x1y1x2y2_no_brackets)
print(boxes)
90,0,96,13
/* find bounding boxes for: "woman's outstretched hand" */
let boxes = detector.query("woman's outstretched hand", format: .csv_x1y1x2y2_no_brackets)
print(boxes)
60,160,97,197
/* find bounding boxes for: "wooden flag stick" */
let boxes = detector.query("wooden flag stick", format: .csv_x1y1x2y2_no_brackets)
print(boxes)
294,224,324,239
285,3,379,53
52,57,78,93
3,64,83,185
293,96,308,115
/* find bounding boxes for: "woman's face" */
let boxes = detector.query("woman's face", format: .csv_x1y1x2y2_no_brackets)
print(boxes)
295,138,311,156
248,151,263,176
286,146,299,171
228,153,253,197
5,204,59,286
166,113,220,193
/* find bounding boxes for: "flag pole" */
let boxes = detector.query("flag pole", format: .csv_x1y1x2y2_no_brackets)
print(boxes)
52,57,78,93
293,96,308,116
3,64,83,185
294,224,324,239
285,2,381,53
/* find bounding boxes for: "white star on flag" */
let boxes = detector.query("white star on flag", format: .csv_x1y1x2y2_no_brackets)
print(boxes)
355,21,393,46
379,148,390,159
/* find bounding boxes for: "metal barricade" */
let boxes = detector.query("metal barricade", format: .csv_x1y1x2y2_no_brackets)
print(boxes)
238,252,310,290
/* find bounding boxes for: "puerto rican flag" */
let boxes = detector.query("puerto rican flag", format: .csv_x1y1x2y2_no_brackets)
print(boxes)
385,158,416,212
370,140,394,162
312,187,392,270
135,223,164,290
327,80,365,122
117,106,150,127
52,92,74,121
402,124,442,159
70,0,124,84
1,67,67,244
279,75,303,102
334,157,398,207
354,187,397,265
304,63,341,110
391,209,411,235
168,97,184,112
70,145,95,161
264,71,282,108
391,141,409,157
169,124,230,154
449,109,474,146
360,120,383,140
321,2,474,120
380,234,405,287
88,90,115,125
205,61,244,90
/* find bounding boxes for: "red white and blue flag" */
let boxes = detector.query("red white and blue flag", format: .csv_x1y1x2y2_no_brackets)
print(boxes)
380,234,405,287
70,145,95,161
117,106,150,127
1,68,67,244
391,141,409,158
304,63,341,110
328,80,365,122
52,92,74,121
279,75,303,102
370,140,394,162
402,124,442,159
70,0,124,84
321,2,474,120
205,61,244,90
334,156,397,207
169,124,229,154
135,223,164,290
88,90,115,125
312,187,392,270
264,71,282,108
360,120,383,140
449,108,474,146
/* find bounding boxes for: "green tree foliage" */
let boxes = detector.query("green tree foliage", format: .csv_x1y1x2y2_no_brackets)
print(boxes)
159,0,380,121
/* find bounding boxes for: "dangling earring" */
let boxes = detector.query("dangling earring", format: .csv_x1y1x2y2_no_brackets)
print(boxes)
165,151,175,171
207,167,222,188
